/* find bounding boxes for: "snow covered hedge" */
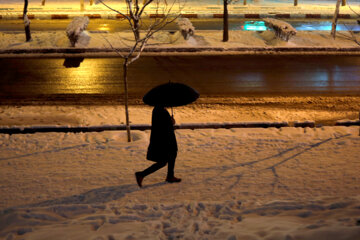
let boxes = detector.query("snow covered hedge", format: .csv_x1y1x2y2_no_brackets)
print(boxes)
176,18,195,40
263,18,297,42
66,16,90,47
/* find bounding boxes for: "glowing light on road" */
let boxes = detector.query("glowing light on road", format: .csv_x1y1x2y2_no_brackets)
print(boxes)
242,21,268,31
242,21,360,32
58,59,111,94
98,24,110,31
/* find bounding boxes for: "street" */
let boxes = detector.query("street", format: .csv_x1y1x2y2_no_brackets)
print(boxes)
0,55,360,104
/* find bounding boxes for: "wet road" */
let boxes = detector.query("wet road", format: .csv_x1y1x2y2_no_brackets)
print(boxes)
0,55,360,104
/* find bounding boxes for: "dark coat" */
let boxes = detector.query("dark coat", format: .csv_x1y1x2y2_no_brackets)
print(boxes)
147,106,177,162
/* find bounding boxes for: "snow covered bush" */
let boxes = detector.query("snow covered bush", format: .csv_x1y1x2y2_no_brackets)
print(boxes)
66,16,90,47
263,18,297,42
176,18,195,40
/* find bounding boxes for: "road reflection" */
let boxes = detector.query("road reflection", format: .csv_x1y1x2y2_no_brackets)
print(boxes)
0,56,359,101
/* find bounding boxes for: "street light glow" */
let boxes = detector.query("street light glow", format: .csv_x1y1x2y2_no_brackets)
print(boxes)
98,23,110,31
242,21,268,31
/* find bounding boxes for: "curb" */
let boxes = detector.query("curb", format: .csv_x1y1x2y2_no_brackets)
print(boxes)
335,120,360,127
1,47,360,58
0,13,358,20
1,121,359,135
0,122,288,134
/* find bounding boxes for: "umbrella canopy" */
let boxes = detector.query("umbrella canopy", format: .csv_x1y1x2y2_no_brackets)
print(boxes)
143,82,199,107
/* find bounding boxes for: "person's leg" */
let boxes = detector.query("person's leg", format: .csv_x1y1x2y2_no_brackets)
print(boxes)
140,161,167,177
166,154,181,183
166,155,175,179
135,161,167,187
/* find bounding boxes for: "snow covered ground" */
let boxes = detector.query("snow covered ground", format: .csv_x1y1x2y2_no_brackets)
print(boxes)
1,96,360,127
1,12,360,240
1,29,360,53
0,124,360,239
1,97,360,239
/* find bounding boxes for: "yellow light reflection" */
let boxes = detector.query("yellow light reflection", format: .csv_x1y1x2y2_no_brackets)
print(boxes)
55,59,114,94
98,24,110,32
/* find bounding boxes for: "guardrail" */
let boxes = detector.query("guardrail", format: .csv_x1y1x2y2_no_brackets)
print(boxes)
0,120,359,135
0,122,288,134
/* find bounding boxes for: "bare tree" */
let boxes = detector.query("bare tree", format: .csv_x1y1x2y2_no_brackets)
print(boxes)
223,0,239,42
24,0,32,42
41,0,46,6
340,4,360,46
331,0,342,39
294,0,298,6
342,0,346,6
98,0,183,142
223,0,229,42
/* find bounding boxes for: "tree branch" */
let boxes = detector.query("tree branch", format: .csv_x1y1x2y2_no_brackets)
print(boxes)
101,34,126,58
97,0,133,27
348,4,360,17
139,0,155,17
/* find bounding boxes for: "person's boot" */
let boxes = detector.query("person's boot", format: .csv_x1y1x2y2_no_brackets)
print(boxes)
166,176,181,183
135,172,143,188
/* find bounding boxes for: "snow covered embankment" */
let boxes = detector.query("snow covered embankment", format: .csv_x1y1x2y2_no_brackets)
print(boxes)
1,29,360,55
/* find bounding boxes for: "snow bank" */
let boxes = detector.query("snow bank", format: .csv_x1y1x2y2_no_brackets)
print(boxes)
263,18,297,41
1,29,359,52
1,96,359,128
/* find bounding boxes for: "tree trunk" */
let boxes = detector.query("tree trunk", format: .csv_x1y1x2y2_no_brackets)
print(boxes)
223,0,229,42
41,0,46,6
243,0,247,5
294,0,298,6
133,19,140,41
123,58,132,142
331,0,341,39
342,0,346,6
23,0,32,42
90,0,94,6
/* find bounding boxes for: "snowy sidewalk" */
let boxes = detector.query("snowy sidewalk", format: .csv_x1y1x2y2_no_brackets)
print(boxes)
1,29,360,57
0,126,360,239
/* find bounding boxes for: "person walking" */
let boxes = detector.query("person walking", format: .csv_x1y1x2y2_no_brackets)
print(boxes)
135,105,181,187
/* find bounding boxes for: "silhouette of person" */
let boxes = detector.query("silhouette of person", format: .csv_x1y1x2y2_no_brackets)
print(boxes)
135,105,181,187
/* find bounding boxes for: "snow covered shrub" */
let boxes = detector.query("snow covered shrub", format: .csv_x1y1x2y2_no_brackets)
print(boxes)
176,18,195,40
66,16,90,47
263,18,297,42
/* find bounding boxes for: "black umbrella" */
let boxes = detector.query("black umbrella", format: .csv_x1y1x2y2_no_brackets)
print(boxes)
143,82,199,107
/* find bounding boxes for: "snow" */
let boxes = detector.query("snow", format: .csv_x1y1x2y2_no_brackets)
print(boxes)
65,16,90,47
0,29,359,52
176,18,195,40
1,14,360,240
0,99,360,239
0,125,359,239
263,18,297,41
1,96,359,127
